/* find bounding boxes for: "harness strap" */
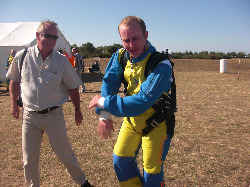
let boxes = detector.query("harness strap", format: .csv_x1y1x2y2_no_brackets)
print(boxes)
19,48,28,79
143,110,176,135
119,50,129,94
17,48,28,107
143,94,176,136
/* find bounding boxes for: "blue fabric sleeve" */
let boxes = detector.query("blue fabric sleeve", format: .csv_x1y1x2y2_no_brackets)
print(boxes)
103,60,173,117
96,50,123,114
101,51,123,96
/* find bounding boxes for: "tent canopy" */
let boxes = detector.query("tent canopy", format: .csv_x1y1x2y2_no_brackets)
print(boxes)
0,22,71,82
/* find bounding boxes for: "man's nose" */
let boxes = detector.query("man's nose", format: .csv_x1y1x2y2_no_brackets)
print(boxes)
129,40,135,48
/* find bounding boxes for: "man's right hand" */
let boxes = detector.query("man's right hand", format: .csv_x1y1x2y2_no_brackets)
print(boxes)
9,80,20,119
11,103,19,119
97,119,114,139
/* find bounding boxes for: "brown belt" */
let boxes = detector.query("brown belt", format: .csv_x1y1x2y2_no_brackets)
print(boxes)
34,106,59,114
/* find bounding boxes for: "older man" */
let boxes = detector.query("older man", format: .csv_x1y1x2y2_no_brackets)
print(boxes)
7,20,93,187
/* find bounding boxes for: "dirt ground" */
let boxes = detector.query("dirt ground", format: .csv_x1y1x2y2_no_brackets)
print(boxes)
0,58,249,187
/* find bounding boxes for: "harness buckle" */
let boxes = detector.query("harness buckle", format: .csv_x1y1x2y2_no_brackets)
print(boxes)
150,120,159,127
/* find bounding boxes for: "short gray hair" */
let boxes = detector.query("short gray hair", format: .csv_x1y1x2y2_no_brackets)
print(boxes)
118,16,146,34
37,20,58,33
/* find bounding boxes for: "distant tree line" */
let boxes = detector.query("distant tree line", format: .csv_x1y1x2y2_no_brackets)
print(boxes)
71,42,123,58
72,42,249,59
166,50,249,59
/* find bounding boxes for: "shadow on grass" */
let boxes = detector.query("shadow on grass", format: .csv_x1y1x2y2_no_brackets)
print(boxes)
0,90,9,96
83,90,101,94
83,89,124,94
82,72,103,83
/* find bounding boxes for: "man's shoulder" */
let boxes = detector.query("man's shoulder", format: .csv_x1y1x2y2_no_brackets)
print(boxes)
11,47,30,65
15,48,27,59
150,52,170,63
144,52,173,77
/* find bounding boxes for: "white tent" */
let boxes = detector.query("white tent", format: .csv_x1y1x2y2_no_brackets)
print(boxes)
0,22,71,82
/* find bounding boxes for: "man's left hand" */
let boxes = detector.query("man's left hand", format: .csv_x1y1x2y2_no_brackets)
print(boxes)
97,119,114,139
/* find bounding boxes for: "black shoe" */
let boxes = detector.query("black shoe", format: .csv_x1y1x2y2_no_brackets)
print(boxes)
81,85,86,93
81,180,94,187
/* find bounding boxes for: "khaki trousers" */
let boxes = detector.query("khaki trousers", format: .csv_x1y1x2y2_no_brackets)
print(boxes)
22,107,85,187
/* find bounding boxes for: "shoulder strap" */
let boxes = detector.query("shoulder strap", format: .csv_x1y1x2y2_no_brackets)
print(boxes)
119,49,129,94
119,49,128,71
19,48,28,80
144,52,172,77
146,52,177,112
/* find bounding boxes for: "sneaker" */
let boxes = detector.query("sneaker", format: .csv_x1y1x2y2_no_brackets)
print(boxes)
81,180,93,187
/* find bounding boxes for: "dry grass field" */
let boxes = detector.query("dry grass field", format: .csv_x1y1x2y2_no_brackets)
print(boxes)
0,58,249,187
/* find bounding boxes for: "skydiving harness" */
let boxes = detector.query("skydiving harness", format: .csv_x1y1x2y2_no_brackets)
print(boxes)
119,50,177,137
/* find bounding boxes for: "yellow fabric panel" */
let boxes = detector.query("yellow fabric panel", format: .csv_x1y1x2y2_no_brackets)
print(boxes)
123,108,155,133
123,55,149,95
114,120,141,157
142,122,167,174
119,176,142,187
114,118,167,174
120,51,157,133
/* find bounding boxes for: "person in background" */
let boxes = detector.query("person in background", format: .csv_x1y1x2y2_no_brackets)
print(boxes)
72,47,86,93
88,16,175,187
6,20,93,187
89,61,100,73
58,48,75,67
5,49,16,91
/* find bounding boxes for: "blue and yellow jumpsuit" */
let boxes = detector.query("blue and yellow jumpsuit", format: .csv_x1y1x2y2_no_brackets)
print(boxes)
99,42,173,187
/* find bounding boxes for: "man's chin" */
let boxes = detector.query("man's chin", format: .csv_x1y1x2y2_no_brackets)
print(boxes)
130,52,139,58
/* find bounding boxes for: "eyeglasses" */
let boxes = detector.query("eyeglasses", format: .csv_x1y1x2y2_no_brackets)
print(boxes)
40,33,58,40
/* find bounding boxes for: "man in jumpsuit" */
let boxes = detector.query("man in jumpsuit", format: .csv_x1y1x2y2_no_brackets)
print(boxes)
7,20,93,187
89,16,174,187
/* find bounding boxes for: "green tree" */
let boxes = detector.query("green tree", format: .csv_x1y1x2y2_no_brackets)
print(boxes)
72,41,248,59
80,42,96,57
106,44,123,56
237,52,246,58
226,52,237,58
71,44,78,49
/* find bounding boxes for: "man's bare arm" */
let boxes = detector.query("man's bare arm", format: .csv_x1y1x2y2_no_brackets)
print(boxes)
68,88,83,125
9,80,20,119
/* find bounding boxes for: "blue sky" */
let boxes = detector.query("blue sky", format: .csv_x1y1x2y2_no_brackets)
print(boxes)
1,0,249,53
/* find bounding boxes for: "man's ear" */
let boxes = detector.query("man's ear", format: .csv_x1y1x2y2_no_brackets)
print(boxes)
36,32,40,41
145,30,148,40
